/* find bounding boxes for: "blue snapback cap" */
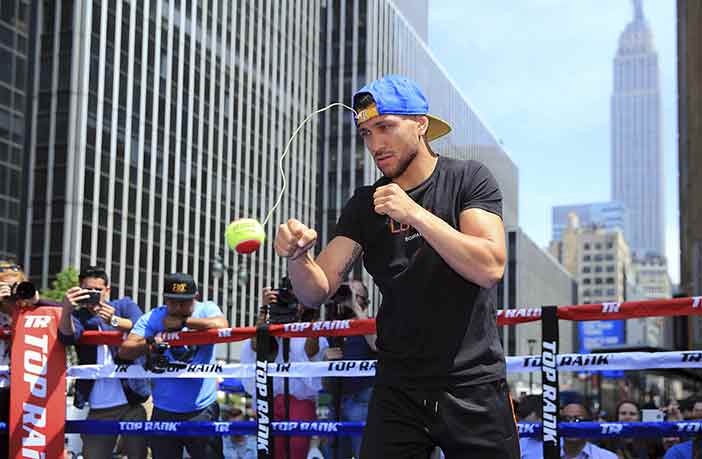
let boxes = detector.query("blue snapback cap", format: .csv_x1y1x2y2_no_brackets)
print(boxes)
352,75,452,141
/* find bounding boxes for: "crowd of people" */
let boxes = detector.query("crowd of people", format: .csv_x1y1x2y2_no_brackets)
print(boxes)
0,259,379,459
515,393,702,459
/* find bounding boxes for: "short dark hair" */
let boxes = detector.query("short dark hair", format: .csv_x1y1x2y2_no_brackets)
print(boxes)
79,265,109,285
353,92,375,112
517,395,542,420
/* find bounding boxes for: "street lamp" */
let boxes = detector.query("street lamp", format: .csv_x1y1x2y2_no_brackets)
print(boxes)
211,254,249,364
528,338,537,394
212,255,249,284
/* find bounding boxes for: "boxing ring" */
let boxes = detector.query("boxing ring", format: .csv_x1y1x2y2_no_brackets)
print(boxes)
2,296,702,458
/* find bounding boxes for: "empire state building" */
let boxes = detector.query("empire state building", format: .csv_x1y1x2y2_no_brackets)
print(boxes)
611,0,664,257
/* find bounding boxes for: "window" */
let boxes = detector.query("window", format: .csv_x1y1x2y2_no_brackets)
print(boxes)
583,266,591,273
607,288,616,296
607,242,614,249
583,290,591,297
584,243,591,250
583,278,591,285
595,243,602,250
606,265,615,273
605,254,614,261
595,266,603,273
595,278,603,285
606,277,614,284
584,255,591,261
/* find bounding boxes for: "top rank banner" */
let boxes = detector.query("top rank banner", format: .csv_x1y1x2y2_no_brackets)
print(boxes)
9,306,66,459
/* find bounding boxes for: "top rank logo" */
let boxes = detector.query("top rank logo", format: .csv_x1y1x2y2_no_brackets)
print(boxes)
24,316,52,328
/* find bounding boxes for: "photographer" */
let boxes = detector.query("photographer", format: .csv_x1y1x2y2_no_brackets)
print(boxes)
240,280,328,459
118,272,228,459
323,280,377,459
0,260,43,454
58,265,149,459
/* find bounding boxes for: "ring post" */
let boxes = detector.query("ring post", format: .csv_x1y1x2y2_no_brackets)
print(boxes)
541,305,560,459
255,324,274,459
9,306,66,458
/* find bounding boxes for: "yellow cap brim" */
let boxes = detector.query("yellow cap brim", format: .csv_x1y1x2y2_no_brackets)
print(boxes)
425,115,452,142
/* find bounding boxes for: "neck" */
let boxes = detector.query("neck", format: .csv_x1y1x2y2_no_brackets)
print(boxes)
393,142,438,190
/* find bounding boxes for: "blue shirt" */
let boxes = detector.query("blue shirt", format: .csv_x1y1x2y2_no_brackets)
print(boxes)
131,301,224,412
665,440,695,459
58,297,149,409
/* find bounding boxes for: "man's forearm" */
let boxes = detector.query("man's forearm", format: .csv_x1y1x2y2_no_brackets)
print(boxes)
411,210,504,288
184,316,228,330
119,337,148,360
288,253,331,307
304,337,320,359
59,306,76,337
113,317,132,331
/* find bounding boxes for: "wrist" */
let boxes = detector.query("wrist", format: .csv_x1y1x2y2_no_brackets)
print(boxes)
406,205,428,229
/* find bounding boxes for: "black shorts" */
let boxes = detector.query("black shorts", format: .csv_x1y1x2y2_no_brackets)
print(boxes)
360,379,520,459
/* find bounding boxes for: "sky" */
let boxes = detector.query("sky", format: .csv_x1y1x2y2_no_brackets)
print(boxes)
427,0,680,284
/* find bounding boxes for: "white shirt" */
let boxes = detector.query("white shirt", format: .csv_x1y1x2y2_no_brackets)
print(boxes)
88,323,128,409
240,336,328,401
521,438,618,459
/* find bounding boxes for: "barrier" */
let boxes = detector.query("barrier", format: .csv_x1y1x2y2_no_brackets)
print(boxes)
3,296,701,458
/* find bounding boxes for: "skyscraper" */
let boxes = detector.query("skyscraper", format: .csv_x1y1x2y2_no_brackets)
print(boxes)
552,201,628,242
0,1,30,261
22,0,321,328
611,0,664,257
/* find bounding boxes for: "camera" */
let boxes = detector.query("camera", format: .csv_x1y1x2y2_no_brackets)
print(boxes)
9,281,36,301
77,290,102,306
268,277,299,324
145,341,171,373
325,284,356,321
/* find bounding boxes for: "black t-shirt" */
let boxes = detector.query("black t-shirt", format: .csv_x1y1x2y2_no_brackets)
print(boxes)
334,156,506,388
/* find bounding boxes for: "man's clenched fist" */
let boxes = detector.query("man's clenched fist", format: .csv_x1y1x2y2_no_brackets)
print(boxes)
275,218,318,260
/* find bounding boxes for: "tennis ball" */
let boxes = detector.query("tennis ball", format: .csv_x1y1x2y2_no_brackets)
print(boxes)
225,218,265,254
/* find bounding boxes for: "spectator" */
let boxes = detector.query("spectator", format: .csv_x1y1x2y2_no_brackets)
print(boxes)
240,285,328,459
517,394,543,459
0,260,43,455
322,280,377,459
561,402,617,459
604,400,664,459
664,399,702,459
58,265,149,459
119,273,228,459
222,407,256,458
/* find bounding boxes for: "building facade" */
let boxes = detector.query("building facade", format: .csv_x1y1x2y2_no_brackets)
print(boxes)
23,0,321,331
677,0,702,349
631,253,672,300
503,226,576,395
552,201,628,242
0,1,30,261
611,0,664,257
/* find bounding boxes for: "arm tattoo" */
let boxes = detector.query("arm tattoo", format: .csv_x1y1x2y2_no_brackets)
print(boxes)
338,243,362,279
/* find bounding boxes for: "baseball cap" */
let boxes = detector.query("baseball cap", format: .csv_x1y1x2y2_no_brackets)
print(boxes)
163,273,198,300
352,75,452,142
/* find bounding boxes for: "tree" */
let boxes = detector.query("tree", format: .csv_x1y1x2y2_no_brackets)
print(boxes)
41,266,79,302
